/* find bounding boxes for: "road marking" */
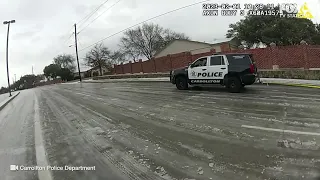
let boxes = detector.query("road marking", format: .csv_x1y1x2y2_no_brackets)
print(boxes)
208,102,216,104
288,84,320,89
271,96,320,101
271,83,320,89
241,125,320,136
76,92,91,97
79,104,113,122
102,87,131,90
34,94,53,180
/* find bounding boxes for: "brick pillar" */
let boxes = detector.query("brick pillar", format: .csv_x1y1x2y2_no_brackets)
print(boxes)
114,64,117,74
184,52,188,66
270,43,278,69
185,51,192,64
120,63,124,74
152,57,157,73
139,59,143,73
301,44,308,69
167,54,172,71
129,61,132,74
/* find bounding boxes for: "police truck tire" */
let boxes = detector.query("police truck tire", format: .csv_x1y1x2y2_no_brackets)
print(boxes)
227,77,241,93
175,77,188,90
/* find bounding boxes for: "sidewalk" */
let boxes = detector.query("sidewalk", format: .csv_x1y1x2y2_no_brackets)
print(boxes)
0,92,20,111
260,78,320,88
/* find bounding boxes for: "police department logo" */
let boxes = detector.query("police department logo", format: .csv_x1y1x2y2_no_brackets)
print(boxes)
191,71,196,76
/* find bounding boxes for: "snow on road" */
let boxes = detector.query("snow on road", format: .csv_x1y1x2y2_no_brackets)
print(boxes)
41,82,320,180
1,82,320,180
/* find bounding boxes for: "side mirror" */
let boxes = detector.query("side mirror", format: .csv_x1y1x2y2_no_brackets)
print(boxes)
189,62,193,68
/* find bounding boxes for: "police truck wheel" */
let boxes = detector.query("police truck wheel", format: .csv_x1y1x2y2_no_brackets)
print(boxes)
175,77,188,90
227,77,241,93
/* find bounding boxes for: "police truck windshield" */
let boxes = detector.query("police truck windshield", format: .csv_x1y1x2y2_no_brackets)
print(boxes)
226,54,253,65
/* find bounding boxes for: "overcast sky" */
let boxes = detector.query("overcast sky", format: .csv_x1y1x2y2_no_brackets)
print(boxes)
0,0,319,87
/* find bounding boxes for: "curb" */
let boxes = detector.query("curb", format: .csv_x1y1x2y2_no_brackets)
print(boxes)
0,92,21,111
92,73,169,80
262,82,320,89
82,80,169,84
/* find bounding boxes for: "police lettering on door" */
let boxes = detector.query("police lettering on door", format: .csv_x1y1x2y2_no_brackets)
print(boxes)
197,72,223,77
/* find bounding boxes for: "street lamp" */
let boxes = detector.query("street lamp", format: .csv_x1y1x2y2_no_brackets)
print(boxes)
3,20,15,97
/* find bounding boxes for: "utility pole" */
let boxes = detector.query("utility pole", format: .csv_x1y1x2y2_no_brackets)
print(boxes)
3,20,15,97
32,66,34,74
74,24,82,82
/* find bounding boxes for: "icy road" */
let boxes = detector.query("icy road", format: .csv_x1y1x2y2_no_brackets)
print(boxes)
1,82,320,180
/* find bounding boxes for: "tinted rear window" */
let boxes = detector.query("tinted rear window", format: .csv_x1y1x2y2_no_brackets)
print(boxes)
226,54,252,65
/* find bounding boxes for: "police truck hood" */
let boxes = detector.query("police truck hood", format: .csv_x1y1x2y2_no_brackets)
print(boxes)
173,66,188,71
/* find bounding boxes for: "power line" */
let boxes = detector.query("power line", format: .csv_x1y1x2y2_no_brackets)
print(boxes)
61,25,75,43
78,0,122,34
62,0,110,45
62,0,111,48
65,25,74,35
79,0,211,52
78,36,84,47
64,32,74,44
77,0,110,28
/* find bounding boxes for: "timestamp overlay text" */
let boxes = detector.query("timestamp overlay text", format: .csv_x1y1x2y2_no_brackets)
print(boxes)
201,3,308,18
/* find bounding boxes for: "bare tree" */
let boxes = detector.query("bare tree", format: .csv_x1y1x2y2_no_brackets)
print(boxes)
161,29,189,44
119,43,141,62
84,43,112,76
109,51,126,65
53,54,76,72
120,23,189,60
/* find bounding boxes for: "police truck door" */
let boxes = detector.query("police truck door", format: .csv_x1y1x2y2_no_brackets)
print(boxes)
207,55,228,82
188,57,209,82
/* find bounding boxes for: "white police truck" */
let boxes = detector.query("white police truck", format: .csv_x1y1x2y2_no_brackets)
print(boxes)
170,53,257,93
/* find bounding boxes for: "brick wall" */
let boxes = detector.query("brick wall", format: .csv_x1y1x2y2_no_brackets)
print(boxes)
123,62,132,74
306,46,320,68
114,64,123,74
131,60,143,73
171,52,191,69
141,59,156,73
112,44,320,74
